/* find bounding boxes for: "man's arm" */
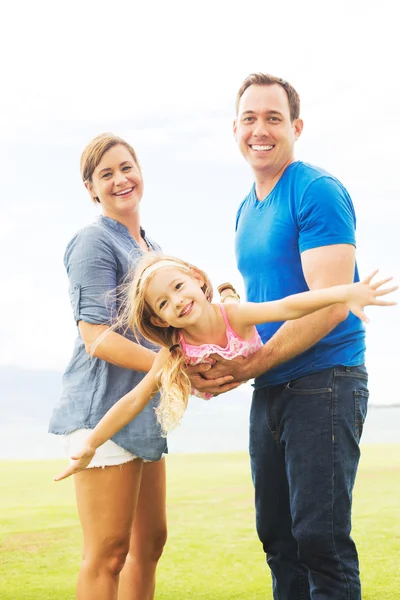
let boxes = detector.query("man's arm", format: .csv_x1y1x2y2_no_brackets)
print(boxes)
197,244,356,387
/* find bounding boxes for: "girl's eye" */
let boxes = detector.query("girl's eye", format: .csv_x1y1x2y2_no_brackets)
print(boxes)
159,300,167,310
175,282,183,290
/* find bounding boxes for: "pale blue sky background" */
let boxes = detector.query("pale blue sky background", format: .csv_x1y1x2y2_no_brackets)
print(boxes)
1,0,399,404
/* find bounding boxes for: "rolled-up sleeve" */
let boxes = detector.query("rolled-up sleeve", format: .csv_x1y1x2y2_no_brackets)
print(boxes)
65,228,117,325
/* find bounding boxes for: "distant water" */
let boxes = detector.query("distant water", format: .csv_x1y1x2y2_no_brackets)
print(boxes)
1,395,399,460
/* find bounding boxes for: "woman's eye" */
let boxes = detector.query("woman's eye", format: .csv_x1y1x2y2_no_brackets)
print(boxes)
102,172,112,179
122,166,132,172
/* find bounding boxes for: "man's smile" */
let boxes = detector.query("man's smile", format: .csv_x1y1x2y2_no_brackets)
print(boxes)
249,144,274,152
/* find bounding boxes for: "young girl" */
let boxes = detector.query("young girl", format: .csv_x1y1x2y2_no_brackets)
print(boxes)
55,254,397,481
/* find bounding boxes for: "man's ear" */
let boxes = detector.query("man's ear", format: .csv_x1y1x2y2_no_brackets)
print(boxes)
233,119,238,140
293,118,304,141
150,315,170,328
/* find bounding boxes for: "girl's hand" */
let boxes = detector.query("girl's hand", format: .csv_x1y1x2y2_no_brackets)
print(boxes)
54,445,96,481
346,270,398,323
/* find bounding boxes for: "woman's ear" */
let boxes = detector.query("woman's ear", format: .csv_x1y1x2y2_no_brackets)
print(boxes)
85,180,99,203
150,315,170,328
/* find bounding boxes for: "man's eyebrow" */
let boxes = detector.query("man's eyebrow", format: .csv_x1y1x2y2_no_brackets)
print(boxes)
241,109,283,116
98,161,132,174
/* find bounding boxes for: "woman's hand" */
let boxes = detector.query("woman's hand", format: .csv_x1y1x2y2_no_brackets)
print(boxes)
345,271,397,322
54,445,96,481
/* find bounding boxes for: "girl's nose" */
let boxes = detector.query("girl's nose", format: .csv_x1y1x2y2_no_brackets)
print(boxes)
175,295,183,308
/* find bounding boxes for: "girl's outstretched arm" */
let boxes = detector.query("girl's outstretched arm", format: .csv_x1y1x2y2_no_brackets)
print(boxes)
234,271,397,328
54,348,169,481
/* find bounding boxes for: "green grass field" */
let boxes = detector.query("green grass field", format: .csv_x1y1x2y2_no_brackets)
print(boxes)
0,444,399,599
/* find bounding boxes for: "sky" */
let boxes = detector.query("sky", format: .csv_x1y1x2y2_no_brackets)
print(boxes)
1,0,399,403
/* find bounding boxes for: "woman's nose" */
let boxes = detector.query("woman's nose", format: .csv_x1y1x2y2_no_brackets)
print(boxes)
114,171,128,185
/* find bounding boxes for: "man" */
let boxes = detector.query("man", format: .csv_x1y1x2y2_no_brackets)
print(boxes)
191,74,368,599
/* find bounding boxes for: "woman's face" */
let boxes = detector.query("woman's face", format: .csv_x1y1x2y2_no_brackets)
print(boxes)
87,144,144,219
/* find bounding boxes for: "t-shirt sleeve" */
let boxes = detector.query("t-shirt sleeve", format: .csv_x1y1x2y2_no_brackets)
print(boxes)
297,176,356,254
64,228,118,325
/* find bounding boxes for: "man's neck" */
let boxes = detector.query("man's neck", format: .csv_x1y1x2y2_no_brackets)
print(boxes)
254,158,295,201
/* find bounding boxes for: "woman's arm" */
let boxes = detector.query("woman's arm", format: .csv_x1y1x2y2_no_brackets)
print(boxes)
79,322,155,372
231,271,396,328
54,348,169,481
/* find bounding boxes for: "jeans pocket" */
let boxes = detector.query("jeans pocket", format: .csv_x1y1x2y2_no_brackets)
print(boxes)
285,376,332,395
354,390,369,442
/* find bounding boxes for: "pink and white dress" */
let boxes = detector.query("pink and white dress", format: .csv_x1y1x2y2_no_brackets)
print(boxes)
179,304,263,399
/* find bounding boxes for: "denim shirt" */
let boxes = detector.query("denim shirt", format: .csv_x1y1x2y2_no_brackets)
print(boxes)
49,216,167,461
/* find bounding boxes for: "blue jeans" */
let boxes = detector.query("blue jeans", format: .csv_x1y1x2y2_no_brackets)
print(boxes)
249,365,369,600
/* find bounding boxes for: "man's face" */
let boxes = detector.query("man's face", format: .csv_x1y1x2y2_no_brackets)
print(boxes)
234,84,303,176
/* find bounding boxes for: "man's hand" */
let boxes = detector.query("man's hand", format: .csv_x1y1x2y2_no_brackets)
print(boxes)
186,351,262,396
203,354,250,382
186,362,242,396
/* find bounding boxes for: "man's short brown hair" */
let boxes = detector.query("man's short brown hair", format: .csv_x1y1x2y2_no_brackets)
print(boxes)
236,73,300,121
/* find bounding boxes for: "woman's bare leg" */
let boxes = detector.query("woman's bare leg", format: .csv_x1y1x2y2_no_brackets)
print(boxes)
74,459,144,600
118,458,167,600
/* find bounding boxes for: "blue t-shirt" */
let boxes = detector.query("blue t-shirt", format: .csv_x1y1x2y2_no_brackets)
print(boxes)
49,216,167,461
235,161,365,388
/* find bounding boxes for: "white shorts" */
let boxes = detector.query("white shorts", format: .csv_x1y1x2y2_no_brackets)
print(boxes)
61,428,142,469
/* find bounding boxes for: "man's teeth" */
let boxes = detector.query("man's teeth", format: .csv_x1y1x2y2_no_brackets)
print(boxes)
115,188,133,196
252,145,273,151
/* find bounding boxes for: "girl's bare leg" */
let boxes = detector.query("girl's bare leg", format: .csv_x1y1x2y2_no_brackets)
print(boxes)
118,458,167,600
74,459,144,600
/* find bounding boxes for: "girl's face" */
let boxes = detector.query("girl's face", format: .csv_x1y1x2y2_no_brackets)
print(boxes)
86,144,143,219
145,267,207,329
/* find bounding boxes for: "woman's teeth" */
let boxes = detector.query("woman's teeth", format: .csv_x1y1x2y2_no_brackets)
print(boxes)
115,187,134,196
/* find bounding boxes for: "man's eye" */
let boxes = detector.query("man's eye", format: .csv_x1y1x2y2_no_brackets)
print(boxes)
243,117,254,122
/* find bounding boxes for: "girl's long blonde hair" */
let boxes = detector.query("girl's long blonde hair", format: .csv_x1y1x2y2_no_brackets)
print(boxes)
116,254,213,434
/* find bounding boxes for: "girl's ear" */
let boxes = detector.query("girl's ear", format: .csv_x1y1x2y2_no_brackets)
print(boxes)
190,268,205,288
150,315,170,328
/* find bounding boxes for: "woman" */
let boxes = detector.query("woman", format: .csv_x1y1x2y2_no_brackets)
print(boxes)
49,133,167,600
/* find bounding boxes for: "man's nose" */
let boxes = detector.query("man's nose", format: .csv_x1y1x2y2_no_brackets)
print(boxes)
253,121,270,137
